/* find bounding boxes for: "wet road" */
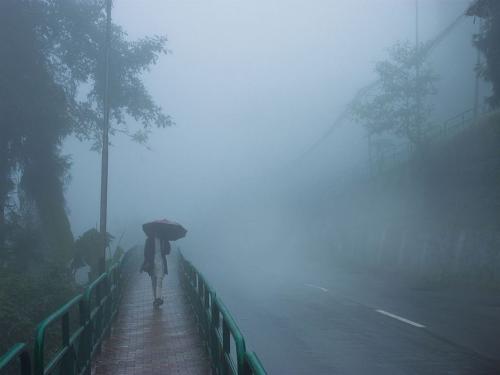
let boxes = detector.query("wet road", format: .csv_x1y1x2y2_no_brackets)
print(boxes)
187,250,500,374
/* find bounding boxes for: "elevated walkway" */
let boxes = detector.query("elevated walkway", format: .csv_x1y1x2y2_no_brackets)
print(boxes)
0,249,266,375
93,255,209,374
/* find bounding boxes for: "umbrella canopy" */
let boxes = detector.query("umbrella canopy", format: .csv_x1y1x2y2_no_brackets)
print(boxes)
142,219,187,241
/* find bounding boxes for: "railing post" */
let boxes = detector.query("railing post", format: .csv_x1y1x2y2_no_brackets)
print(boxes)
0,344,32,375
33,328,44,375
84,288,93,370
222,320,230,375
61,312,75,375
206,291,216,374
104,275,112,339
79,298,91,375
95,282,102,355
20,350,31,375
211,301,221,374
236,338,247,375
199,280,205,336
203,285,210,339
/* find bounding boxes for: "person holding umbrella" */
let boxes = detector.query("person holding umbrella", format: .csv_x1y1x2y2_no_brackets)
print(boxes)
141,234,169,307
141,219,187,308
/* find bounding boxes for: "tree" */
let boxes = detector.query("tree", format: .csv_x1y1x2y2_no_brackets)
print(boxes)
351,41,438,152
39,0,173,145
0,0,171,262
73,229,113,280
0,0,73,258
467,0,500,108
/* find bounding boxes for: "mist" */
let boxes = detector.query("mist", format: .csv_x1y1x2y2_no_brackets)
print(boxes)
3,0,497,373
65,0,478,250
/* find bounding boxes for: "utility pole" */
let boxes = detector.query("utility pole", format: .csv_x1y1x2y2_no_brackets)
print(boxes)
367,133,373,178
99,0,112,274
415,0,422,146
415,0,419,52
473,19,481,119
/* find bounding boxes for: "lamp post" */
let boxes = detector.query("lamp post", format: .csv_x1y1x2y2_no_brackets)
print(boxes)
415,0,422,146
99,0,112,274
473,19,481,119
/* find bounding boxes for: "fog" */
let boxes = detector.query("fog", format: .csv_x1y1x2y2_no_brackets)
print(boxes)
5,0,500,373
65,0,478,255
62,1,497,371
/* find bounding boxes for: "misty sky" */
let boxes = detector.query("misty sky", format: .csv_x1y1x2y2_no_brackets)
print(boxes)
63,0,480,248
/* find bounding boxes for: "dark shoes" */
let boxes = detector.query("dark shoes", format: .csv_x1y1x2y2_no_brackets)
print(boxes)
153,298,164,308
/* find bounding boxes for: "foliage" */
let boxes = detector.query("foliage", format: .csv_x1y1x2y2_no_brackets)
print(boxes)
0,0,72,259
351,41,438,150
0,262,76,354
73,228,113,280
467,0,500,108
111,245,125,265
38,0,173,146
0,208,45,270
0,0,169,360
0,0,170,262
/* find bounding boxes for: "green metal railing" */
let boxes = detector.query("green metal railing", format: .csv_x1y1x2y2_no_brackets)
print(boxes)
0,344,31,375
179,252,267,375
0,249,135,375
33,294,87,375
2,248,267,375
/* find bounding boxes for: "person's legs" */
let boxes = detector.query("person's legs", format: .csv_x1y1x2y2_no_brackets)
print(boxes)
156,276,164,303
151,276,157,300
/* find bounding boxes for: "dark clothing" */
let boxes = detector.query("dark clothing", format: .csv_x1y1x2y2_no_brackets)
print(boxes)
141,237,170,276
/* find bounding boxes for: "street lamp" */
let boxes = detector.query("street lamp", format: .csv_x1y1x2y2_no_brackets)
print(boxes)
99,0,112,274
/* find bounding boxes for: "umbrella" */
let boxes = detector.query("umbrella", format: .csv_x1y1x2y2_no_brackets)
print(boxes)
142,219,187,241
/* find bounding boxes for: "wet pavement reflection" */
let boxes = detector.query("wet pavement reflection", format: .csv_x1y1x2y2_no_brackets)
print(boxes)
93,258,210,374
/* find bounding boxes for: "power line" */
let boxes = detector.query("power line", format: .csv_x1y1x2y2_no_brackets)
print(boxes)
294,81,378,161
295,12,466,162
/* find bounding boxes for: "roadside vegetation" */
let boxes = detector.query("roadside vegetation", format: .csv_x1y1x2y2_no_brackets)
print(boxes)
0,0,168,354
336,0,500,288
351,41,438,154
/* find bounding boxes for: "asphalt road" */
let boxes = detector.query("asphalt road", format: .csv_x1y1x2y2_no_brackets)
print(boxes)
186,250,500,374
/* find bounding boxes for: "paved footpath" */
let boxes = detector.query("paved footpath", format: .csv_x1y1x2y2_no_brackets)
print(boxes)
93,256,210,375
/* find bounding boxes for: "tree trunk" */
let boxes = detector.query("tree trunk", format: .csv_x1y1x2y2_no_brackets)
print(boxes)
21,142,74,264
0,143,11,250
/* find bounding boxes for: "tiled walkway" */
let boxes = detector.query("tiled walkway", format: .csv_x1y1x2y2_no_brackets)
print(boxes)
93,256,210,375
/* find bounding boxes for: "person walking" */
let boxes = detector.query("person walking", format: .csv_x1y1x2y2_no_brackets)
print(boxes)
141,234,170,307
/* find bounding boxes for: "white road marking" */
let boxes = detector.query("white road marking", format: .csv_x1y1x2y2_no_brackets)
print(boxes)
304,283,329,292
376,309,426,328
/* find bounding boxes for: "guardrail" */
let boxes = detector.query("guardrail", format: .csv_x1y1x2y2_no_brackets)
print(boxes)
0,344,31,375
0,248,135,375
370,107,477,174
33,294,87,375
179,252,267,375
426,108,475,142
